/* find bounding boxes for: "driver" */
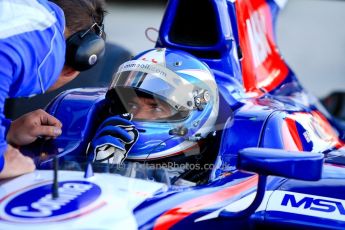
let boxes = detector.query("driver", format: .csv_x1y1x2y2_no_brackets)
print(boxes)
124,92,175,120
87,48,220,184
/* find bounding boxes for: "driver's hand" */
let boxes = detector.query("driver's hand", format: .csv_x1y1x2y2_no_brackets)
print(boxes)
87,114,139,164
7,109,62,146
0,145,35,179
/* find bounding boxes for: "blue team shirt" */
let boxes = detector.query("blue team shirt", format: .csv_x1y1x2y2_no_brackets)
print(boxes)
0,0,66,171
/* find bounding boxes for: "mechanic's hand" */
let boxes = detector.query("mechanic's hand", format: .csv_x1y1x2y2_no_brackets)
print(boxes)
7,109,63,146
87,114,139,164
0,145,35,179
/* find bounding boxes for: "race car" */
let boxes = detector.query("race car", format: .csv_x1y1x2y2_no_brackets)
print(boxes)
0,0,345,229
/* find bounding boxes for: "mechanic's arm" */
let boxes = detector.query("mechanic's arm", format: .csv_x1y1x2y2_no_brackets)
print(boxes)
0,109,62,179
0,50,36,179
0,145,35,179
0,117,36,179
6,109,63,146
0,96,38,179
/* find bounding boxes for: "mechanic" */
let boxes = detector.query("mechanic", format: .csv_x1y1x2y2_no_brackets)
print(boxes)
0,0,106,179
87,48,222,185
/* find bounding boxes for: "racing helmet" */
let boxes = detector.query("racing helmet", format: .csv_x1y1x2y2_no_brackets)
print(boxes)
106,48,219,160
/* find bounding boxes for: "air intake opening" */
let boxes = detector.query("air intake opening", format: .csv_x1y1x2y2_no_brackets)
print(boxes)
169,0,219,47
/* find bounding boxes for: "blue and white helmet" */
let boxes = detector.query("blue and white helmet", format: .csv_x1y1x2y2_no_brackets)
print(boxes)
107,48,219,160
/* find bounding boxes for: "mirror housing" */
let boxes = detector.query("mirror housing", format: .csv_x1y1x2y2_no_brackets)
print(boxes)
237,147,324,181
220,148,324,219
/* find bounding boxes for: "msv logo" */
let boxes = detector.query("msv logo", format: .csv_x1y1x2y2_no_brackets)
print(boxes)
266,191,345,222
281,194,345,214
0,181,102,222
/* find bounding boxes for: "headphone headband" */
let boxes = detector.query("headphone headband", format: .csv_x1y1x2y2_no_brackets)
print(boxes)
81,22,104,38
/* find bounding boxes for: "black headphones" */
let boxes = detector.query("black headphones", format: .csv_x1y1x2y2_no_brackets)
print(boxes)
65,21,105,71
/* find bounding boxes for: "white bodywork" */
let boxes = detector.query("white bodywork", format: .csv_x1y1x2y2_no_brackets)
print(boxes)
0,170,166,229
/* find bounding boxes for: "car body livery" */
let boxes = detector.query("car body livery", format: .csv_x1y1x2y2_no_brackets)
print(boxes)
1,0,345,229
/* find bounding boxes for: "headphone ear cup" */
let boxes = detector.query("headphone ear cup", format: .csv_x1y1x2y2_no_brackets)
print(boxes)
65,30,105,71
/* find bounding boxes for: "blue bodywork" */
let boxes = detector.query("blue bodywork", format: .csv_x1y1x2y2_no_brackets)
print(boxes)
24,0,345,229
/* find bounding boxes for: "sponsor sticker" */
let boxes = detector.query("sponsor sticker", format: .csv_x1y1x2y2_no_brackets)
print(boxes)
267,191,345,222
0,181,103,223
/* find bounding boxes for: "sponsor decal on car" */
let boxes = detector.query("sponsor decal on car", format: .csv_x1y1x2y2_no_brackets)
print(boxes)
267,191,345,221
282,194,345,214
0,180,104,223
235,0,289,95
